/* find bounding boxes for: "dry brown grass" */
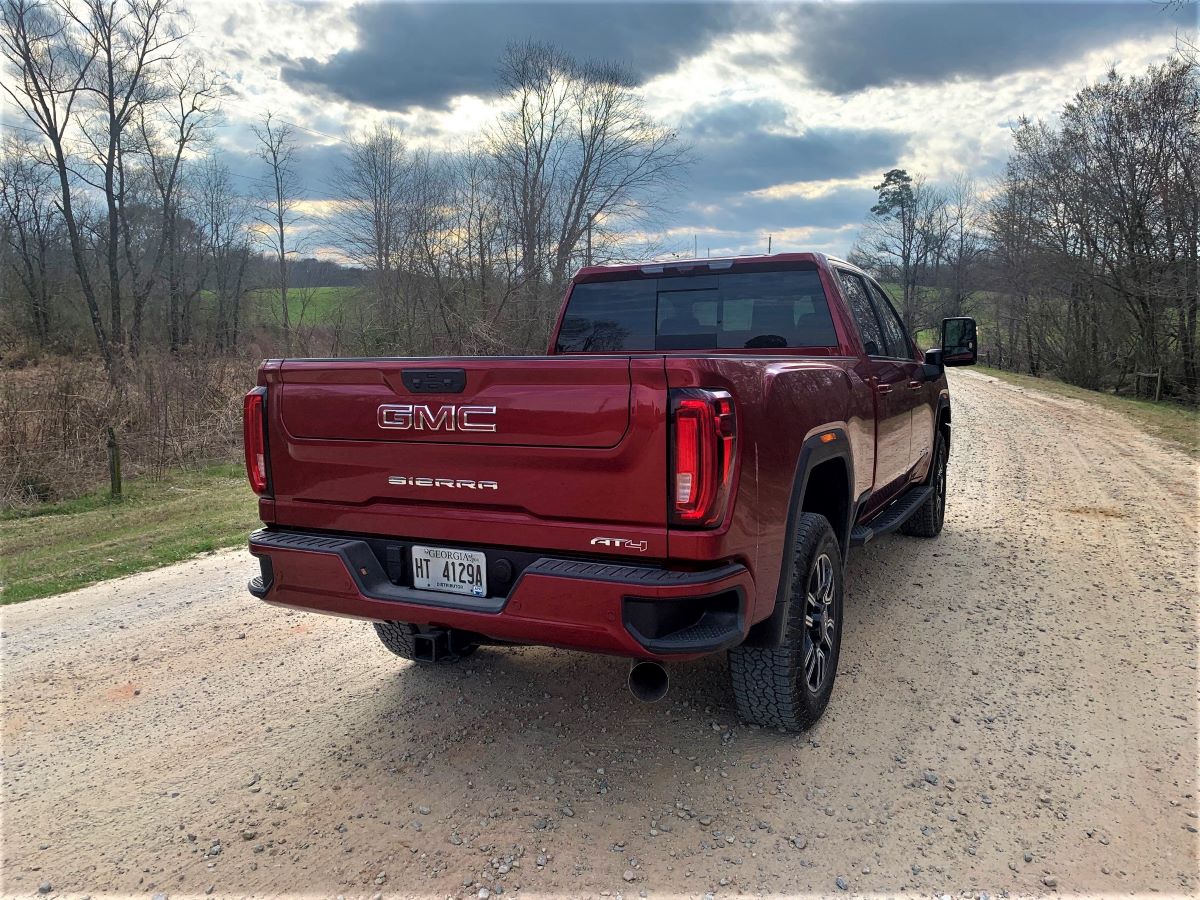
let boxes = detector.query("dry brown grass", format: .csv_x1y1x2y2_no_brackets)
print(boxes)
1,353,260,508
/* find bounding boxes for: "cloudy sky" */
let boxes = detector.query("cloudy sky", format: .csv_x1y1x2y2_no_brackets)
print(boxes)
18,0,1198,260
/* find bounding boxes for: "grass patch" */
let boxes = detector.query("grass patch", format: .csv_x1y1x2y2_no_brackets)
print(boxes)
194,286,361,332
974,365,1200,455
1,463,259,604
250,286,360,326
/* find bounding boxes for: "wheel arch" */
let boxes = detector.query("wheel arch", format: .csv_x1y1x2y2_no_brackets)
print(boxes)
742,428,854,648
937,397,952,451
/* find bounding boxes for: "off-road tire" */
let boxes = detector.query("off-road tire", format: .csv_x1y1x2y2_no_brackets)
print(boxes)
373,621,478,664
728,513,843,732
900,430,948,538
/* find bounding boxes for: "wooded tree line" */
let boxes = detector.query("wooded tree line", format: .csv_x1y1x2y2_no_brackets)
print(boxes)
853,56,1198,401
0,0,687,369
327,42,687,356
1,0,1194,429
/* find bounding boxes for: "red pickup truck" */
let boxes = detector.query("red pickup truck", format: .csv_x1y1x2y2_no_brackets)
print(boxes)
243,253,976,731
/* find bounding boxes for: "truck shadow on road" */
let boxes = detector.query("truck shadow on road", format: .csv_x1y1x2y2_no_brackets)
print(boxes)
269,525,1073,894
301,531,1000,851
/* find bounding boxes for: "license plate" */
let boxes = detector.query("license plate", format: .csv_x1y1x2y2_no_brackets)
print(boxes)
411,545,487,598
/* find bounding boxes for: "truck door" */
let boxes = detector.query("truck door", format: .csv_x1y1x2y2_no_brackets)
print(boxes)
836,269,912,496
867,279,934,480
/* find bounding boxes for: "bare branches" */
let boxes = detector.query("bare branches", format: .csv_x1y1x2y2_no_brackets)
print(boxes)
855,168,951,333
1,0,199,370
0,0,96,145
488,40,690,306
252,111,300,354
985,57,1198,393
0,132,59,343
1,0,112,373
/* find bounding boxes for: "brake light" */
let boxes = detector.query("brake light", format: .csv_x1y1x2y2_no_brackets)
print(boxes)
671,389,736,527
243,388,269,495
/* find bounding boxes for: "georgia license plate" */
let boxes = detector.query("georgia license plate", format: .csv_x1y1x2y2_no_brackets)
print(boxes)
411,545,487,597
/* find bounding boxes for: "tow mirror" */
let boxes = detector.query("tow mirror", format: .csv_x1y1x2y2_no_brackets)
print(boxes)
940,317,977,367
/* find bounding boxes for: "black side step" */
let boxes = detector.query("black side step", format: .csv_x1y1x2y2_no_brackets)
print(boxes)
850,484,932,546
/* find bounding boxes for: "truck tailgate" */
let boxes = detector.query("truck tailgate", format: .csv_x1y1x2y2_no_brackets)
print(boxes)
262,356,670,558
280,358,632,448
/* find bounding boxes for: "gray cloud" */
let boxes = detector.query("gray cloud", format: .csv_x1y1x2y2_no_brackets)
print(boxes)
282,2,756,110
262,2,1190,260
670,101,900,251
685,184,878,235
280,1,1194,113
218,136,349,203
785,2,1194,95
684,100,906,194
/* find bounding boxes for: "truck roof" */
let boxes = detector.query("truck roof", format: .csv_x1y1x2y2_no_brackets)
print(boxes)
572,252,831,283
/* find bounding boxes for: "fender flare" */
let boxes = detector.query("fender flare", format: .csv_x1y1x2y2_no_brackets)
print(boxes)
936,395,952,450
742,427,855,648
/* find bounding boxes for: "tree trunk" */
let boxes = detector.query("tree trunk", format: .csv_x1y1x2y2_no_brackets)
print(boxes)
50,140,118,381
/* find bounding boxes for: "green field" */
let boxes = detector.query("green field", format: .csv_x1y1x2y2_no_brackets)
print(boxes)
249,285,360,326
195,286,360,331
1,464,258,604
976,365,1200,455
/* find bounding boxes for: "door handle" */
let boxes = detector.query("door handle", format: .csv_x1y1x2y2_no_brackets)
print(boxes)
877,383,893,395
908,380,923,390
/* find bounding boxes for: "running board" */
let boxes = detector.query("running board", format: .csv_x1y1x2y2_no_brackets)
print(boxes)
850,484,932,546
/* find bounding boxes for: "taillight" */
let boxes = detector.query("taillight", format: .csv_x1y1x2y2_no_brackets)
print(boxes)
243,388,269,495
670,388,736,527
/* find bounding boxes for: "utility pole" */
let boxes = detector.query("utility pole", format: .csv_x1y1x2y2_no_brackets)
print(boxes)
585,214,593,266
767,234,772,254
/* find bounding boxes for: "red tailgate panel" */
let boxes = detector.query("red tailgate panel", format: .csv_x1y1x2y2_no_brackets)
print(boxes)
279,357,631,448
263,357,671,560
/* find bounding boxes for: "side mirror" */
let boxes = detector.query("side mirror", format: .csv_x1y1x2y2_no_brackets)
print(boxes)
940,317,977,367
921,349,943,380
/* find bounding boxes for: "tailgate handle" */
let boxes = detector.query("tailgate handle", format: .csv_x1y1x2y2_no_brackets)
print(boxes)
402,368,467,394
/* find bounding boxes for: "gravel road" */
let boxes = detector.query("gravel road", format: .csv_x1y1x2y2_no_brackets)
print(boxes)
3,370,1197,899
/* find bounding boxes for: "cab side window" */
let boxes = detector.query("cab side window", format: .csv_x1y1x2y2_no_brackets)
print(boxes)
869,282,913,359
837,270,885,357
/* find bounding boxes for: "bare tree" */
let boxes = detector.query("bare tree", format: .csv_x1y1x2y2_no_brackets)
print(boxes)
70,0,188,356
195,157,249,351
131,55,221,352
487,41,689,343
1,0,113,373
330,122,413,337
0,133,58,345
252,111,299,355
855,168,949,334
1,0,196,371
983,57,1198,394
449,144,516,332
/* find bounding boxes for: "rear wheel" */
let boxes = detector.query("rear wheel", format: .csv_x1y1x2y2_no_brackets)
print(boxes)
728,512,843,732
373,621,478,664
901,429,948,538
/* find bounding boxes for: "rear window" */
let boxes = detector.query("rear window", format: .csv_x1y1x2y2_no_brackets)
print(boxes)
555,269,837,353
